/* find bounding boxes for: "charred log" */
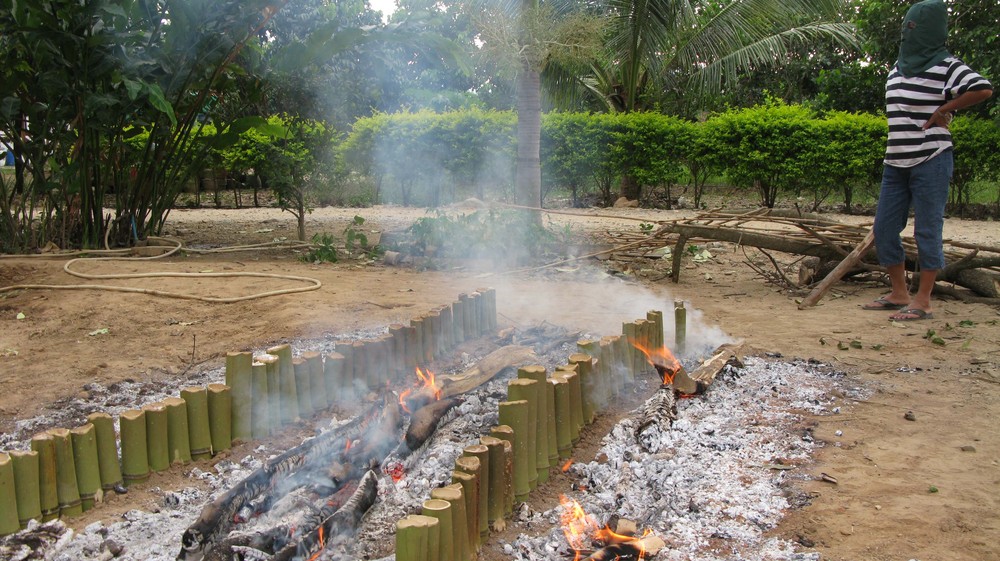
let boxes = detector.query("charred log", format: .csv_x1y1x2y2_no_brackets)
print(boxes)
405,397,463,452
635,385,676,453
584,535,666,561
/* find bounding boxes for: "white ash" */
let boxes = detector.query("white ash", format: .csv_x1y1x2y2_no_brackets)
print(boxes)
502,356,858,561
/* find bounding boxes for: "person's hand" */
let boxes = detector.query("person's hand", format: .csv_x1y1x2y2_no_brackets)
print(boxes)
923,107,954,130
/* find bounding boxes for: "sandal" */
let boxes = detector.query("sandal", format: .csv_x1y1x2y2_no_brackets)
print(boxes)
889,308,933,321
863,297,907,311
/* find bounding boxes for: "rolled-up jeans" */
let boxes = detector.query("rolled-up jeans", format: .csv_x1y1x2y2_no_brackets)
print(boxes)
873,150,953,271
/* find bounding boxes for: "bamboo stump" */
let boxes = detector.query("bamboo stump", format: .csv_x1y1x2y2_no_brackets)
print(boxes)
292,357,314,419
463,445,491,540
225,351,253,441
87,412,124,488
569,354,596,424
69,424,100,511
498,400,531,502
207,384,232,454
9,450,41,527
479,435,506,529
259,354,282,431
517,365,552,483
489,426,515,518
267,344,299,425
422,499,453,561
303,351,327,412
0,453,21,535
324,352,346,406
164,397,192,465
119,409,149,487
506,379,540,490
48,428,82,517
431,485,470,561
250,362,271,439
396,514,440,561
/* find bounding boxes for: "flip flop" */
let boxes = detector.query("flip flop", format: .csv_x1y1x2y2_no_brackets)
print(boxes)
863,297,907,311
889,308,933,321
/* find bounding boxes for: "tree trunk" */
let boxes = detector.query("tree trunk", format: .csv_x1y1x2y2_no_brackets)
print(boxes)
516,64,542,219
620,174,641,201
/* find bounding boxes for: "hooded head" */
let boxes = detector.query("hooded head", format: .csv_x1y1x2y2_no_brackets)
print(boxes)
897,0,951,77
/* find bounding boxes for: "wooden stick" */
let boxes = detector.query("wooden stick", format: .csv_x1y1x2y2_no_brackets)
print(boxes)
48,428,82,517
9,450,41,527
799,229,875,309
87,412,124,487
69,424,101,511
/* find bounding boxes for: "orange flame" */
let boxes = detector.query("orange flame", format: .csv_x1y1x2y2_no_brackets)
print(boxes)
631,340,681,384
399,367,443,413
559,495,600,561
562,458,574,472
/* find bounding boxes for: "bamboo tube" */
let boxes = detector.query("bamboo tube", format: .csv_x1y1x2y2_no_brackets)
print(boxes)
614,332,636,387
478,436,505,528
674,300,687,356
579,339,609,412
647,310,664,350
459,293,474,339
467,292,481,337
544,378,558,465
267,344,299,424
32,433,60,520
569,354,596,424
259,354,282,430
622,322,639,377
404,325,419,370
163,397,192,465
449,471,476,559
426,309,442,359
506,378,539,489
438,305,454,351
0,453,19,535
497,399,531,502
224,351,253,442
463,445,490,539
48,428,82,517
604,335,624,394
488,426,514,517
473,289,488,336
396,514,439,561
324,352,345,405
118,409,149,487
352,341,368,393
421,499,453,561
552,377,573,459
69,424,100,511
250,361,270,439
207,383,232,454
476,287,497,332
388,324,407,381
419,313,435,363
87,412,124,487
600,337,619,399
370,336,389,388
451,299,465,344
143,403,169,472
334,342,356,400
432,485,470,561
517,365,552,482
454,455,482,548
557,367,583,442
409,317,425,366
303,351,327,412
292,357,314,419
9,451,40,527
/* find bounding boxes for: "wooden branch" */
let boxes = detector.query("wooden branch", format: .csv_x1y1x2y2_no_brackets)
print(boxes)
438,345,537,398
798,230,875,309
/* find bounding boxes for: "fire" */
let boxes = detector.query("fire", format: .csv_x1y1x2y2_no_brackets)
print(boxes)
384,461,405,484
559,495,600,560
631,340,682,385
398,367,443,413
562,458,574,472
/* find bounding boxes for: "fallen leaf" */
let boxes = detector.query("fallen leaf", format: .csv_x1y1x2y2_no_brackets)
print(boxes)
254,228,274,233
16,312,26,320
88,328,110,336
1,349,17,357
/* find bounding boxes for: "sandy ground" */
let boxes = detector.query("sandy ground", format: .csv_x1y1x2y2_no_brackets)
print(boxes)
1,204,999,561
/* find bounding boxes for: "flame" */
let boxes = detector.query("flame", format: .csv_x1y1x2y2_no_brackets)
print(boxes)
631,340,682,384
384,461,405,483
562,458,574,472
559,495,600,560
398,367,443,413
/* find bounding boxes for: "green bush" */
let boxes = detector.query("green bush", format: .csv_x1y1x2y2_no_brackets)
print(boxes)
951,116,1000,208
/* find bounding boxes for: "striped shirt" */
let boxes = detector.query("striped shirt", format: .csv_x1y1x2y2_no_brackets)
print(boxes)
885,56,992,168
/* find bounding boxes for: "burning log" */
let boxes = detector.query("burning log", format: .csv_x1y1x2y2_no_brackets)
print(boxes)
404,396,462,452
671,342,747,395
9,450,41,527
584,534,667,561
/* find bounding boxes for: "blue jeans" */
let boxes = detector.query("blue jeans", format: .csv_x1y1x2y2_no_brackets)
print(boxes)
873,150,953,271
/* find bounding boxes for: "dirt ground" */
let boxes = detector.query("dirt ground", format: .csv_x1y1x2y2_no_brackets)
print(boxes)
1,204,998,561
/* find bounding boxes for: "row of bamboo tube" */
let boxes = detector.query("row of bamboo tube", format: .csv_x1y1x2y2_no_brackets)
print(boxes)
396,308,680,561
0,289,498,536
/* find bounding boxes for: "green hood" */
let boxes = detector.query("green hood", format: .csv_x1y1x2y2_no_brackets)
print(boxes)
897,0,951,77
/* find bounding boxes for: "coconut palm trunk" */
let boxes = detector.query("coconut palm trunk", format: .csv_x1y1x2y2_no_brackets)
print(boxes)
515,65,543,215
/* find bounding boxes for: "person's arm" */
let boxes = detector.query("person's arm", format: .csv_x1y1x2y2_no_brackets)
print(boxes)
923,87,994,129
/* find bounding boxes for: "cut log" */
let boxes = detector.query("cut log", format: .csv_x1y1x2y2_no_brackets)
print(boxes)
672,342,747,394
404,397,462,452
439,345,537,398
634,386,676,453
798,230,875,309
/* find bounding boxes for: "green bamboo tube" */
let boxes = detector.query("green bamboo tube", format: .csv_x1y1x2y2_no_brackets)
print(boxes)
267,344,299,424
473,289,488,336
31,434,59,520
458,293,473,340
250,362,271,439
556,367,583,442
462,445,490,539
438,305,454,351
488,426,514,517
69,424,100,511
432,485,470,561
614,331,636,387
622,321,639,377
87,412,124,487
454,455,481,548
259,354,282,430
448,472,475,559
143,403,169,472
497,399,531,502
552,376,573,459
225,351,253,441
351,341,368,393
47,428,82,517
544,379,558,466
647,310,664,350
324,352,345,405
9,450,40,527
422,498,454,561
163,397,192,465
479,436,505,528
302,351,327,412
409,317,425,366
334,342,356,400
207,383,232,454
468,292,482,337
388,324,406,381
395,514,439,561
517,366,551,482
118,409,149,487
292,357,314,419
577,340,605,412
506,379,539,489
475,287,496,332
426,309,441,359
369,337,388,388
604,335,625,394
674,300,687,357
451,299,465,344
569,353,596,424
599,338,616,402
420,313,435,363
0,453,19,535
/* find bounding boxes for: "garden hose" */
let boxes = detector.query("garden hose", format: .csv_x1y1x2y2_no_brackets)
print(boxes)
0,237,322,303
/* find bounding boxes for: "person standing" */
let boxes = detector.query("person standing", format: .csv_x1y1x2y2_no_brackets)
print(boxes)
863,0,992,320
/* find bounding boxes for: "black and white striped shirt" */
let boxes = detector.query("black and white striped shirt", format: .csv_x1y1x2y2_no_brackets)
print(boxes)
885,57,992,168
